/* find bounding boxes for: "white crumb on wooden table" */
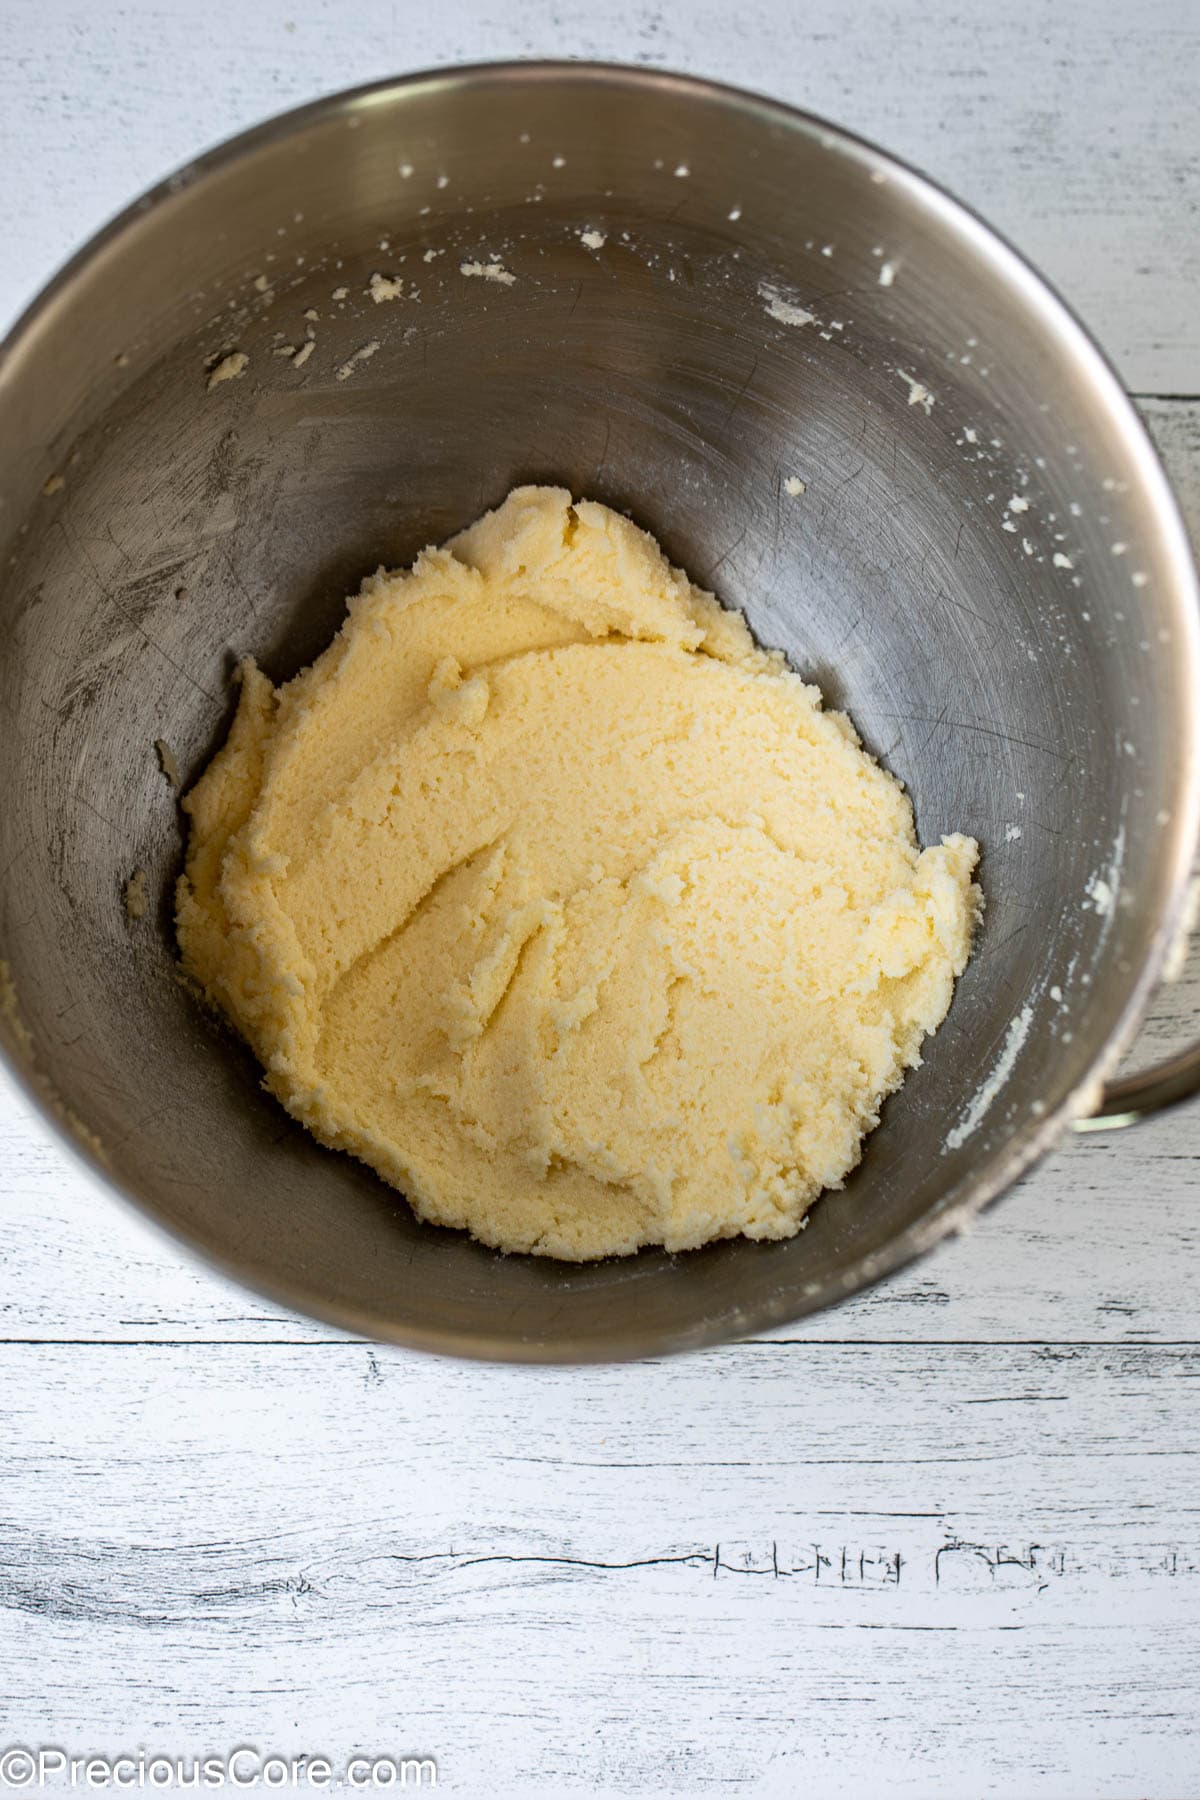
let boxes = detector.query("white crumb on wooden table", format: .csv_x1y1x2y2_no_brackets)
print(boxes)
0,2,1197,1797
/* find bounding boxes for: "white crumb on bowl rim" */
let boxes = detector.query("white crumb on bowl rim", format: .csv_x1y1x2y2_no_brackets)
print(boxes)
895,368,934,412
459,259,517,285
758,280,815,328
206,350,248,390
335,341,380,381
368,271,407,303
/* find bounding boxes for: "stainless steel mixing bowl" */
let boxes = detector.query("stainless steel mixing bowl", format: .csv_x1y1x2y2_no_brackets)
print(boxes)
1,63,1198,1360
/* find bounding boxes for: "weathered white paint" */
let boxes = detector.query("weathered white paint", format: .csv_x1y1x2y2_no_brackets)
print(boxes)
2,1344,1199,1796
0,4,1197,1796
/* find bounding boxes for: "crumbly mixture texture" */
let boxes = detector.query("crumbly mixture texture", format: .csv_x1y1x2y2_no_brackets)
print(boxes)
177,487,980,1260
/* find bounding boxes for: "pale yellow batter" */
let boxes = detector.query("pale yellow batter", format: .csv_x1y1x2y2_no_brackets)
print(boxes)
177,487,980,1260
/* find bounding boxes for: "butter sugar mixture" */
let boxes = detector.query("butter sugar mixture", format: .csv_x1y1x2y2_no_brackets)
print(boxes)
178,487,980,1259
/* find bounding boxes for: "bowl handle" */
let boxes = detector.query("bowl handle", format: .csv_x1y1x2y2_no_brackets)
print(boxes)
1073,1043,1200,1132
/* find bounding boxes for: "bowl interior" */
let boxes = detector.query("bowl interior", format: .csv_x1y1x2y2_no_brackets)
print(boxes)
0,67,1195,1357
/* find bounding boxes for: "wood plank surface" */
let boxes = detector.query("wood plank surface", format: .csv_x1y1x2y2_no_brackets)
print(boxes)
2,1342,1199,1797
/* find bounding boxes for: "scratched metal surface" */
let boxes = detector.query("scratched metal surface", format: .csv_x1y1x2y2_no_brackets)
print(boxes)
0,2,1198,1795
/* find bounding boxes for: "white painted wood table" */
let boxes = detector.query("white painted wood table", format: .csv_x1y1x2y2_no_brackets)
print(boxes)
1,3,1198,1795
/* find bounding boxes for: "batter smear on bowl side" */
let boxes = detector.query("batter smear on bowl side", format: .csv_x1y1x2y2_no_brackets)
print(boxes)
177,487,980,1260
